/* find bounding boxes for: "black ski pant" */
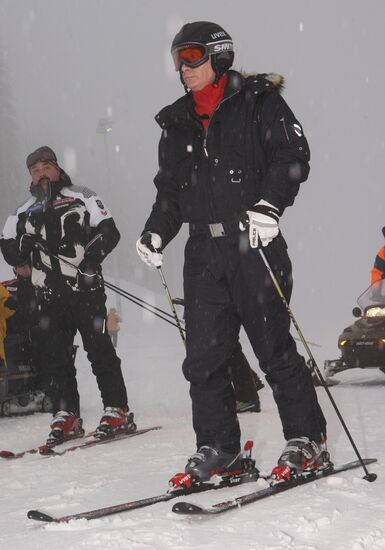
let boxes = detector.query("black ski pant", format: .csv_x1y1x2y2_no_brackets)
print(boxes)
35,287,128,416
182,232,326,453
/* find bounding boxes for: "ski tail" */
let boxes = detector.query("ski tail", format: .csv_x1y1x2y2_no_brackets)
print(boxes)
27,510,57,523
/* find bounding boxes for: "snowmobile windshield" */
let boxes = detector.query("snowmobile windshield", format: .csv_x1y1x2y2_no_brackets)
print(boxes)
357,280,385,317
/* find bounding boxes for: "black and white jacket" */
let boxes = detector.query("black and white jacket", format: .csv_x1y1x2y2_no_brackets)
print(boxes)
1,177,120,293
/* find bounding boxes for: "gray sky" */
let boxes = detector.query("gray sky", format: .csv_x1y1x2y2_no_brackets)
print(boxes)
0,0,384,357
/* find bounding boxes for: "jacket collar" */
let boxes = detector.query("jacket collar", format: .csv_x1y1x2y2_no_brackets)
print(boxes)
30,171,73,201
155,70,284,130
155,70,246,130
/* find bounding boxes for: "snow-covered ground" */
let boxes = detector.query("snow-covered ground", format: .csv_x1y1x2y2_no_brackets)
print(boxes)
0,280,384,550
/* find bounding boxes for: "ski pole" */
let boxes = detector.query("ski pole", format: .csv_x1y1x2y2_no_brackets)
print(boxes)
258,247,377,482
104,281,185,331
104,280,178,321
40,250,186,331
156,267,186,348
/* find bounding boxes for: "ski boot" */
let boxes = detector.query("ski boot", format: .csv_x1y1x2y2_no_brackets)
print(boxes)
95,407,136,438
47,411,84,446
271,436,330,482
169,440,259,492
184,445,243,483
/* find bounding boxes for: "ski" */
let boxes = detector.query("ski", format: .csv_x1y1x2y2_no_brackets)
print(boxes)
27,443,260,523
172,458,377,515
27,470,259,523
0,426,160,460
0,430,92,460
39,426,161,457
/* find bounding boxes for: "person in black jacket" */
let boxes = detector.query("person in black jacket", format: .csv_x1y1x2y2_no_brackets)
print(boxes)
1,146,135,443
137,21,326,481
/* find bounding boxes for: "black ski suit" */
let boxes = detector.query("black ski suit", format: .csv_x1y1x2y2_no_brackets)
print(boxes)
143,71,326,453
1,176,128,415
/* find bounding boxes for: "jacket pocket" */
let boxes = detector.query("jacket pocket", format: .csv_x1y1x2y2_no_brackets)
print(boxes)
223,146,245,186
175,155,195,192
226,166,244,184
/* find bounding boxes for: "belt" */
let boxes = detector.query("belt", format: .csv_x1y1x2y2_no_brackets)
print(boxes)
189,218,240,238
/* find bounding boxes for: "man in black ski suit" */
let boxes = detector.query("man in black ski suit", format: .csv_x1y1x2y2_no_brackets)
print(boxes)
137,21,326,481
1,146,135,443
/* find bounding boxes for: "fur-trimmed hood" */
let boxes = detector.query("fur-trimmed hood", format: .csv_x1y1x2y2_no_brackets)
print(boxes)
243,72,284,93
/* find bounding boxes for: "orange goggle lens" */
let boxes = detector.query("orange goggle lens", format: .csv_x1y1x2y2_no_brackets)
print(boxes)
172,45,208,69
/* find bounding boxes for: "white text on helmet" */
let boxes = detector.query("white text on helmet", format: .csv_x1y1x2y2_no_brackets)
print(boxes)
213,43,233,52
211,31,226,39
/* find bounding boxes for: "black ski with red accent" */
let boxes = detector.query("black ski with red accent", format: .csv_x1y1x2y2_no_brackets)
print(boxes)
172,458,377,516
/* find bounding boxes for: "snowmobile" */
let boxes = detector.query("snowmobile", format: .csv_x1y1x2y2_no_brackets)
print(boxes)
324,279,385,380
0,332,54,416
0,275,78,417
0,333,78,416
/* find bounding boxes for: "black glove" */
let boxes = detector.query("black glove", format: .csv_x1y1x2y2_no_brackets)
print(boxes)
76,258,102,291
19,234,49,259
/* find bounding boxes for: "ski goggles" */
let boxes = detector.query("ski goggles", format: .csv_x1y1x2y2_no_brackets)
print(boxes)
171,40,233,71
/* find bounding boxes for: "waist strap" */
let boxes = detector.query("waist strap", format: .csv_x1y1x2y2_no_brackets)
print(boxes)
189,219,240,238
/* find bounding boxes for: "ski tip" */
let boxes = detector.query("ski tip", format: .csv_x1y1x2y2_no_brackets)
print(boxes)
362,458,377,466
0,450,15,458
27,510,56,522
172,502,205,515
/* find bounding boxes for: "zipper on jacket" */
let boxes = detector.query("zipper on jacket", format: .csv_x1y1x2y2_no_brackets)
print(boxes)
199,85,240,158
204,89,240,155
202,89,241,219
203,137,208,157
280,116,290,142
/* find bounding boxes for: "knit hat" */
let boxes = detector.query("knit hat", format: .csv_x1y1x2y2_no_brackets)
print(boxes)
26,146,58,170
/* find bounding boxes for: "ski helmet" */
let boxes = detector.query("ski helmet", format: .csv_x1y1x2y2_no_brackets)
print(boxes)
171,21,234,83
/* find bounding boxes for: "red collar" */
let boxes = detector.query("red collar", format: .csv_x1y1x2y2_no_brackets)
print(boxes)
192,74,228,129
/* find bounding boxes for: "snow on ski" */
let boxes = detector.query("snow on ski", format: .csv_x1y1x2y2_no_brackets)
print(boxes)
172,458,377,516
1,426,161,460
